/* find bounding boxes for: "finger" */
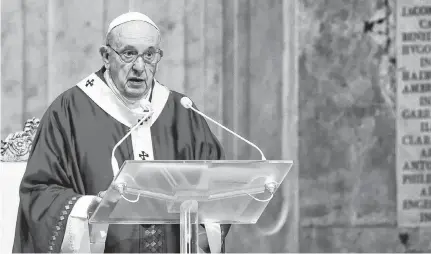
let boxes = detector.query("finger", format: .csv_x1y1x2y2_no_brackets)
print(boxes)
97,191,106,198
88,196,102,211
94,196,102,203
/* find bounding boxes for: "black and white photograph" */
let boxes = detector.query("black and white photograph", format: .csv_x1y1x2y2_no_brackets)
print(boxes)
1,0,431,253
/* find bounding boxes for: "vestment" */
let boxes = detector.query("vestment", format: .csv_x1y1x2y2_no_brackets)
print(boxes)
12,67,230,253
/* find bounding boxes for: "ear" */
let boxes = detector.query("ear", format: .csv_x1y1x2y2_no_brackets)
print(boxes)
99,45,110,68
155,63,159,73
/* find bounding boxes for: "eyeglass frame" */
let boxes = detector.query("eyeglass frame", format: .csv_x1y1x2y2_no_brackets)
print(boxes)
106,44,163,65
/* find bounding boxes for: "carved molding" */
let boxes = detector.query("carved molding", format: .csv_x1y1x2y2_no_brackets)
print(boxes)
1,117,40,162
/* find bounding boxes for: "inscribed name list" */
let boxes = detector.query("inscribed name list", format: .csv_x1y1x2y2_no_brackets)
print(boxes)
397,0,431,227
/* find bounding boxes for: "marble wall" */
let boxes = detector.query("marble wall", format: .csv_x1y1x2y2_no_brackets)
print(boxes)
298,0,431,252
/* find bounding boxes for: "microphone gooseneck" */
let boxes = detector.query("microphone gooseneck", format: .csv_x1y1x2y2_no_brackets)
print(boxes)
181,96,288,240
180,97,266,160
111,102,154,177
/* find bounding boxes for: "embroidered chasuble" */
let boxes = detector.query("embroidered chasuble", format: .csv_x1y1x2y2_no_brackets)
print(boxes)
12,67,230,253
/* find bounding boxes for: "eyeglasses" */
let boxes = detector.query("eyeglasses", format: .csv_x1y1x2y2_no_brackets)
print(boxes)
107,45,163,65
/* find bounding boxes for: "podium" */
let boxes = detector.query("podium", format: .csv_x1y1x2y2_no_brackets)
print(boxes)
89,160,293,253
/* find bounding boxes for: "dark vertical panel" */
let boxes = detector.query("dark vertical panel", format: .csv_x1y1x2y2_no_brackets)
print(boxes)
184,0,205,110
234,0,252,160
47,0,104,103
203,0,224,141
221,0,235,159
282,0,299,251
23,0,48,120
249,0,283,160
132,0,185,93
225,0,296,253
222,0,251,160
1,0,24,137
229,0,288,252
251,0,290,249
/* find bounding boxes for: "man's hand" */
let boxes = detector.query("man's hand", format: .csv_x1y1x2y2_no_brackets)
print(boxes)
87,190,110,218
87,192,212,252
87,193,104,219
87,190,124,219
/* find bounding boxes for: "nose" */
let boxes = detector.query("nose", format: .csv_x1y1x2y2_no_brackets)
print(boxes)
131,56,146,73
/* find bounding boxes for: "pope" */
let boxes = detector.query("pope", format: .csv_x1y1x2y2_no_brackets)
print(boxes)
12,12,230,253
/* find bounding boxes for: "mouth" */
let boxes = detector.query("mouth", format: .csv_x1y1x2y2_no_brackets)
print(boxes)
128,77,145,82
127,78,146,87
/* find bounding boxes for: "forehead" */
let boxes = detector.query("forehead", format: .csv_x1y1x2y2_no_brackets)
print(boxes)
112,21,160,49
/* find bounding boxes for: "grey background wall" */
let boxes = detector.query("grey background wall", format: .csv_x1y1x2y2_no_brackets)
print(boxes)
299,0,431,252
2,0,431,252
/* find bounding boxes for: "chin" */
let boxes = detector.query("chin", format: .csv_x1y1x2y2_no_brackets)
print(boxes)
125,92,146,100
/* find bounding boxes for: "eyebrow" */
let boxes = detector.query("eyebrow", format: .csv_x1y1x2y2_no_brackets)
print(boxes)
117,45,137,51
117,45,157,52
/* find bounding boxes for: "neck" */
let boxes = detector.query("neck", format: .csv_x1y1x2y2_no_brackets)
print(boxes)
104,70,150,109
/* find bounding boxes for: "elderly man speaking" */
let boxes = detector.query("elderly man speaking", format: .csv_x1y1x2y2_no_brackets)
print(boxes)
12,12,230,253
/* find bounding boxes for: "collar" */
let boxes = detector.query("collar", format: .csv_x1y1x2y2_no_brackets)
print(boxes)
77,71,170,127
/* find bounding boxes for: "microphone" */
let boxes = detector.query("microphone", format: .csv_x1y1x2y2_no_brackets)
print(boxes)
111,100,154,177
180,97,266,160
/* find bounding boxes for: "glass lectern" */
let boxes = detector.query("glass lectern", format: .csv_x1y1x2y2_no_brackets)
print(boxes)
89,160,293,253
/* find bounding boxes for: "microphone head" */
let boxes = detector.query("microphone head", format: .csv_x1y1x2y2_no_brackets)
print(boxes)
180,97,193,109
139,99,152,113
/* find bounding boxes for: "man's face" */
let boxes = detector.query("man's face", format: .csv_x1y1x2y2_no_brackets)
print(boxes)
105,21,161,101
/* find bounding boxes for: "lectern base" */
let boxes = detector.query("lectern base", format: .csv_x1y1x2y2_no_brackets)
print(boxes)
180,200,199,254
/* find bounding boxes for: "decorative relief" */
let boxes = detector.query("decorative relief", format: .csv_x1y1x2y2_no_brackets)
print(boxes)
1,117,40,162
363,1,396,114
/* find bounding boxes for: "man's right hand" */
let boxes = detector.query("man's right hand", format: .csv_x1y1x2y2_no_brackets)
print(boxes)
87,194,103,220
87,190,123,219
